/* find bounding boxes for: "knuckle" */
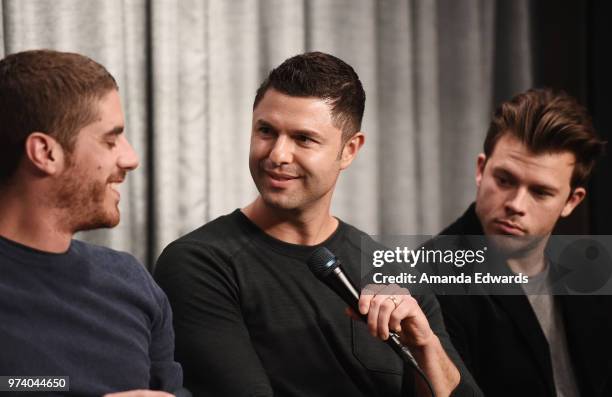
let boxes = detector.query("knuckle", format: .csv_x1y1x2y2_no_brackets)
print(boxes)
389,311,401,322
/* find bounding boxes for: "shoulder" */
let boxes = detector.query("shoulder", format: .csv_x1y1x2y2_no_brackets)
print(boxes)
163,210,252,256
72,239,143,272
154,210,256,282
337,221,384,255
72,240,169,307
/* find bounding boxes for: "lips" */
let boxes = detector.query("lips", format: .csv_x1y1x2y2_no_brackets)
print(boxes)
493,220,526,235
264,171,300,188
266,171,298,180
107,174,125,199
107,183,121,199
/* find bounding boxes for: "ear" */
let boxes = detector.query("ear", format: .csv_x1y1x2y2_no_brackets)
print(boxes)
475,153,487,187
339,132,365,170
24,132,66,175
560,187,586,217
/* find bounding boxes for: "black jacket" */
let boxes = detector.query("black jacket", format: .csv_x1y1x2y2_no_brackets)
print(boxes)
436,204,612,397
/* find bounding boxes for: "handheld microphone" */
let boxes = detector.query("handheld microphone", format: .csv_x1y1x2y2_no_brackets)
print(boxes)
307,247,435,397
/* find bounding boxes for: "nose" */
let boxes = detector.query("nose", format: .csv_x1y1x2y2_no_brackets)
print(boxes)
268,135,293,166
504,187,527,216
118,135,140,171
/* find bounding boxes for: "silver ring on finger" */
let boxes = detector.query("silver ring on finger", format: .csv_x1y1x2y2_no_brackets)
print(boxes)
386,295,400,309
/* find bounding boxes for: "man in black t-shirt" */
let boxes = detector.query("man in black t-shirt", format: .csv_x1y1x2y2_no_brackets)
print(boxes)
155,52,480,397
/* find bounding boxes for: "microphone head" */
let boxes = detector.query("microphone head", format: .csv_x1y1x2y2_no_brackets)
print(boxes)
307,247,339,279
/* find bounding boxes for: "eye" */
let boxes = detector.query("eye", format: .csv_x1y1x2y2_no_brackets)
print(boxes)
257,125,273,135
531,189,552,199
296,135,312,143
495,175,510,187
106,139,117,149
295,134,317,146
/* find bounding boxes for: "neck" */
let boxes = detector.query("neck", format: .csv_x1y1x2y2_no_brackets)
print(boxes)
504,240,549,277
0,185,73,253
242,196,338,245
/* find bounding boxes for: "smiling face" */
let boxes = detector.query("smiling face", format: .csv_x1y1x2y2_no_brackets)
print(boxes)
475,133,585,255
249,88,361,214
54,90,139,232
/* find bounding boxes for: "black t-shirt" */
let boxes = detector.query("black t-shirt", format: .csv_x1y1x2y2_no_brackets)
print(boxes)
155,209,478,396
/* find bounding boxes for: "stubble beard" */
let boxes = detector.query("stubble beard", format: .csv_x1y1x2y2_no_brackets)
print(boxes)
257,179,304,211
476,197,546,259
487,233,547,259
54,167,120,233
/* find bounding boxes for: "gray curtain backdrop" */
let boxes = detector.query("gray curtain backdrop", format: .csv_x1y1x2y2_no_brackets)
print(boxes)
0,0,532,267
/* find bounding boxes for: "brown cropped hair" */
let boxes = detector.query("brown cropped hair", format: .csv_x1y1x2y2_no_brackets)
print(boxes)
484,88,606,189
253,51,365,143
0,49,118,184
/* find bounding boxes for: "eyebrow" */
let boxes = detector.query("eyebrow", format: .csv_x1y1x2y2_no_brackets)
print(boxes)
103,126,124,136
254,119,275,129
493,168,515,180
255,119,324,140
294,129,324,141
493,167,559,193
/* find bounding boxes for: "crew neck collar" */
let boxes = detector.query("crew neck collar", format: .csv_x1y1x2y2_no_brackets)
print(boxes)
0,233,76,266
231,209,347,261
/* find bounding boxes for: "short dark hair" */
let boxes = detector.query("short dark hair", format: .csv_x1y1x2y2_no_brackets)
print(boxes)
0,49,118,185
253,51,365,143
484,88,606,189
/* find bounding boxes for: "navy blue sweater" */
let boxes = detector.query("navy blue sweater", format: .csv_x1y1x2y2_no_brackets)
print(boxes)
0,236,182,396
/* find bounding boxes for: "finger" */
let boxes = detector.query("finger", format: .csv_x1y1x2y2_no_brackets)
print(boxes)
376,299,395,340
389,293,416,333
386,287,410,332
368,284,398,339
390,295,434,346
359,283,384,315
374,285,410,339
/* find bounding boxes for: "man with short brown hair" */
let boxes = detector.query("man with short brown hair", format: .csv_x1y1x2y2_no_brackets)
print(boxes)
155,52,480,397
436,88,610,396
0,50,182,396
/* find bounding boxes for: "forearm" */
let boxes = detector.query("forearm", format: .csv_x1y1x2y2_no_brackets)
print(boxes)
412,334,460,397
